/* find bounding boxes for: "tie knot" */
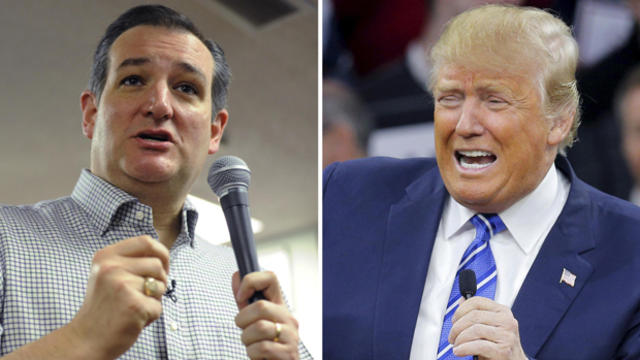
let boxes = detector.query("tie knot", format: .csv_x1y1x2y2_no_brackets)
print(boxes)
470,213,506,240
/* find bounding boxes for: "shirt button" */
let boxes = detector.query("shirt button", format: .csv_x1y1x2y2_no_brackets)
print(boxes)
169,321,179,331
135,211,145,220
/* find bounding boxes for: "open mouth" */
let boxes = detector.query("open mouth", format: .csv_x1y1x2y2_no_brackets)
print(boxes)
136,131,172,142
455,150,496,169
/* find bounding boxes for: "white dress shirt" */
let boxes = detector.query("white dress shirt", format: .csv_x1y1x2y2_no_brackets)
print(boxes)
409,163,570,359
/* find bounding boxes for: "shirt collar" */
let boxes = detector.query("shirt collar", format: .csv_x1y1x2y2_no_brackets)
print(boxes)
182,197,199,247
71,169,199,247
443,163,564,254
71,169,138,235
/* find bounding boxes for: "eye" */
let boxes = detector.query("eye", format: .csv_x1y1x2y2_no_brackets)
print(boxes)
175,83,198,95
486,96,509,109
437,94,461,107
120,75,143,87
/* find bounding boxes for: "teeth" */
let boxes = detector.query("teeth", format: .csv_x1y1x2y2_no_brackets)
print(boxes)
457,150,496,169
458,150,492,157
459,159,493,169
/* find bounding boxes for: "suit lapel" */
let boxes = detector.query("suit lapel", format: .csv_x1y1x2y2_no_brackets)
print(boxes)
373,166,448,360
512,157,596,356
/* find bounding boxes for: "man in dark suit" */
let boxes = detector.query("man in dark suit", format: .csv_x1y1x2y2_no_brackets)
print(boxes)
324,4,640,360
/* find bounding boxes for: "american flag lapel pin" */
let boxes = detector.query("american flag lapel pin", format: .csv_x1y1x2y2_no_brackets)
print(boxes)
560,268,576,287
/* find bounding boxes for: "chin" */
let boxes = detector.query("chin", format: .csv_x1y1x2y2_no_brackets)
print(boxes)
124,162,177,184
455,195,491,211
130,172,174,184
450,186,499,212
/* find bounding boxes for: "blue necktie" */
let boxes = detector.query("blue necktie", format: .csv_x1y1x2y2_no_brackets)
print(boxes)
436,214,506,360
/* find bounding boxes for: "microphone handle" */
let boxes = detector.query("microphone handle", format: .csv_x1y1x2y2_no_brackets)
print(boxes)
220,190,265,303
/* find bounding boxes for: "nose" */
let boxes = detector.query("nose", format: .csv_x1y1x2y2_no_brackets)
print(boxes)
143,82,173,121
455,98,484,138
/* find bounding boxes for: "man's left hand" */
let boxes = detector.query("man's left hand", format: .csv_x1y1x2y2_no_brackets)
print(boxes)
448,297,528,360
232,271,300,360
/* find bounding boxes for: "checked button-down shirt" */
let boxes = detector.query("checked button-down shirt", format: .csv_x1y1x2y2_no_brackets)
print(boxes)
0,169,312,359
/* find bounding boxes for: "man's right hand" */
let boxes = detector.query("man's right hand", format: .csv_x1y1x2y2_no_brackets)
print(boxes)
68,235,169,359
2,235,169,360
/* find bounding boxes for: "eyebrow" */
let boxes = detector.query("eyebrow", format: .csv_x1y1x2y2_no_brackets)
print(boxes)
177,62,207,84
434,81,463,94
475,82,516,98
435,79,515,96
117,57,150,69
116,57,208,83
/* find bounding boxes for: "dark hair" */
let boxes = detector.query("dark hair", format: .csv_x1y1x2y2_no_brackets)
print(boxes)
88,4,231,116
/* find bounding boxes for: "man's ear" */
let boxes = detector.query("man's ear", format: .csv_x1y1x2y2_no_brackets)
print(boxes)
548,108,575,147
81,90,98,140
208,109,228,155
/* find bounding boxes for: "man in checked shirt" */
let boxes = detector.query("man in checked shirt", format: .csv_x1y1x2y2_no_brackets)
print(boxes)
0,5,309,360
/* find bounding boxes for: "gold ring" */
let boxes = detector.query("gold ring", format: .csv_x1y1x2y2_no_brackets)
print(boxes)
273,322,282,343
143,277,159,297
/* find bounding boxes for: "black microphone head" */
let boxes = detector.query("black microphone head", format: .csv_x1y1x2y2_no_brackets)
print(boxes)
459,269,477,299
207,156,251,198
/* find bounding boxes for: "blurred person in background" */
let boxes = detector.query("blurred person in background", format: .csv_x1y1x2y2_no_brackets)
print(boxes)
323,79,372,168
568,0,640,199
578,0,640,126
615,65,640,205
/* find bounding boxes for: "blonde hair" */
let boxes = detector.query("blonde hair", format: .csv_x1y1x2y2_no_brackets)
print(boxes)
429,4,580,152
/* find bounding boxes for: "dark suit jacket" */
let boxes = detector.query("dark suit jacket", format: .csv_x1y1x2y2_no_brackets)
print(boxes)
323,156,640,359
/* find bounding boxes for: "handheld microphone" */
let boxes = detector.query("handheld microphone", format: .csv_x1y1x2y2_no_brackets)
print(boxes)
208,156,264,303
459,269,477,299
458,269,478,360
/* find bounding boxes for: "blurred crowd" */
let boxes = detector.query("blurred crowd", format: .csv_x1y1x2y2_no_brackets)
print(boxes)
322,0,640,206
